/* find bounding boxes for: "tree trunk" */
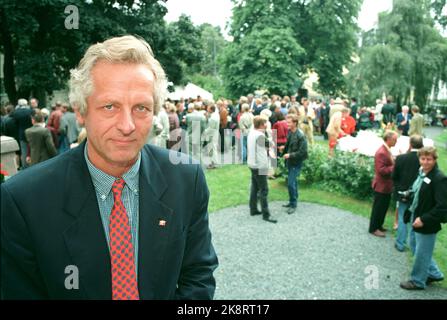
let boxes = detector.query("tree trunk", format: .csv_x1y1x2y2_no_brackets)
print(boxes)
0,9,17,104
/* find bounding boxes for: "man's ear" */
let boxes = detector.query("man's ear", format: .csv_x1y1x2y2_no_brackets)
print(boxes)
74,105,85,126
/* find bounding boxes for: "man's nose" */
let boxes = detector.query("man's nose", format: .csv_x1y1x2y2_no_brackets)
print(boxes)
116,109,136,135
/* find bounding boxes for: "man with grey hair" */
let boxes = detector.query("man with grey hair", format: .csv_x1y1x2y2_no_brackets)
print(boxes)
397,105,411,136
12,98,34,169
369,130,398,237
1,35,218,300
186,102,206,162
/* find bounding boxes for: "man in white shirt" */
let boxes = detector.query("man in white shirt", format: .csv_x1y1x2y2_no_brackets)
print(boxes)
247,116,277,223
203,104,220,169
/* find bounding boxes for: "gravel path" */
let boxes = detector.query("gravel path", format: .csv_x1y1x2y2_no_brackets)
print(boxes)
209,202,447,300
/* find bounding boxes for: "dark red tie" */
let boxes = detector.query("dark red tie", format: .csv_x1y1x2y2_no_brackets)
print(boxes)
110,178,139,300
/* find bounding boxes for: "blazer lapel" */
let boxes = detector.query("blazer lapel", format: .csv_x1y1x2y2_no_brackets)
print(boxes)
62,142,112,299
137,146,173,299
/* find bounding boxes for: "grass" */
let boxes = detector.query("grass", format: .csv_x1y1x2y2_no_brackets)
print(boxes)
433,129,447,284
435,129,447,172
205,131,447,288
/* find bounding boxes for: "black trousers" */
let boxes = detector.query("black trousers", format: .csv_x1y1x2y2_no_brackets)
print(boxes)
369,191,391,233
249,168,269,216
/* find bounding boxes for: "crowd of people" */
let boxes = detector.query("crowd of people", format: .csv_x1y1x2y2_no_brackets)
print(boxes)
0,99,82,169
0,34,445,295
369,132,446,290
0,90,428,172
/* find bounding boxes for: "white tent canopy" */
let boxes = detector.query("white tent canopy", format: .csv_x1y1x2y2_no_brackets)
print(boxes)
167,83,213,101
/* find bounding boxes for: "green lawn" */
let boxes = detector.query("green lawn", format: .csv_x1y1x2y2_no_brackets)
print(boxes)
433,129,447,285
436,129,447,172
205,130,447,288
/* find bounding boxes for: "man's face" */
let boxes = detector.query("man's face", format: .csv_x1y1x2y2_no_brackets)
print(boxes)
30,99,38,108
419,155,436,173
386,134,398,148
79,61,154,173
286,118,296,130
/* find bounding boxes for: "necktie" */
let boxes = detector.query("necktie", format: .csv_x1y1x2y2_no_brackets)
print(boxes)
110,178,139,300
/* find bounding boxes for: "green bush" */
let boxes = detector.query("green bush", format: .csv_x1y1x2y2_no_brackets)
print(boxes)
301,144,328,183
301,145,375,200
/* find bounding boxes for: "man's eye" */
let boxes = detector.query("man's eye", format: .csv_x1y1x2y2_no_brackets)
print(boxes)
136,105,150,112
104,104,114,110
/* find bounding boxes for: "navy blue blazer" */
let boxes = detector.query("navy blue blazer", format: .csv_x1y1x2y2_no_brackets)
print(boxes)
1,142,218,299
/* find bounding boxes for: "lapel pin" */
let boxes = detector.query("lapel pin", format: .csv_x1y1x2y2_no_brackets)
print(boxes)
159,219,167,227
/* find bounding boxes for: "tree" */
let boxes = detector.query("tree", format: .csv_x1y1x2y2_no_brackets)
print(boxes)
347,46,413,106
0,0,168,106
347,0,447,109
223,0,362,96
189,73,227,100
163,14,204,85
197,24,227,77
220,27,305,98
185,24,228,99
431,0,447,29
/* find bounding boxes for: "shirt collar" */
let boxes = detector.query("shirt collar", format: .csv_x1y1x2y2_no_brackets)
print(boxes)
84,142,141,197
418,167,426,178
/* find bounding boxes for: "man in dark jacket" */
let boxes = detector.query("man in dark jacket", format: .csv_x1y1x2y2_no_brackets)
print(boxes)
1,35,218,300
11,99,35,169
392,135,423,251
24,112,57,166
280,114,308,214
382,98,396,128
400,147,446,290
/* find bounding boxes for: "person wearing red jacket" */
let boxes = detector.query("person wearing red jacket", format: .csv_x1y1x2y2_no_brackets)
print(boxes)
341,107,356,136
369,131,398,237
272,112,288,156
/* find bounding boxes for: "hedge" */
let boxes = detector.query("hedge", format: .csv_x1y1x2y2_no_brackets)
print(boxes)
277,145,375,201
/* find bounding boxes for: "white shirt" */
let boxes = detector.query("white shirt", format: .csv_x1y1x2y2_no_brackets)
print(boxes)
247,129,269,170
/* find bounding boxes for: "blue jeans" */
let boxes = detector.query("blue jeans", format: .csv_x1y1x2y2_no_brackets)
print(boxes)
19,140,29,169
409,229,444,288
287,162,302,208
395,201,409,251
241,135,248,164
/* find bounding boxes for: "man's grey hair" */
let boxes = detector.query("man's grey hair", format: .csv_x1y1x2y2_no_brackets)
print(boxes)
69,35,167,116
18,99,28,106
383,130,398,142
